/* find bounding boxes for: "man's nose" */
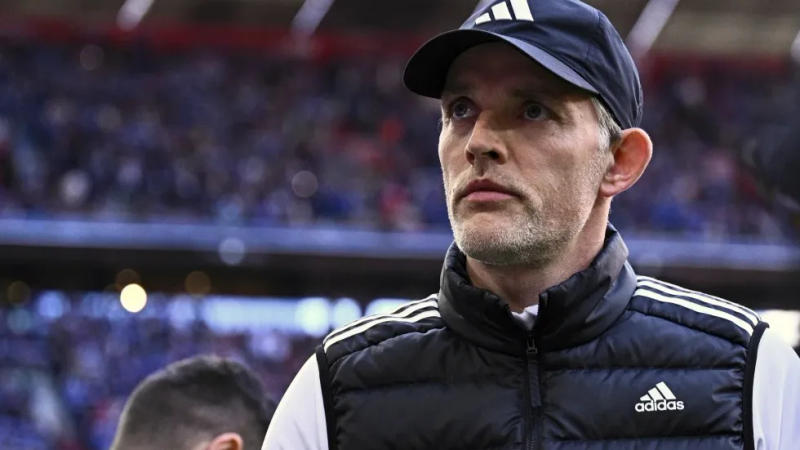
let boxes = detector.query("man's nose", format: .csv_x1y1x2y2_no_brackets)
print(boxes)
465,115,508,167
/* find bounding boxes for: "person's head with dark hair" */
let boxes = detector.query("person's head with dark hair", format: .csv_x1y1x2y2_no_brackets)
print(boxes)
111,355,275,450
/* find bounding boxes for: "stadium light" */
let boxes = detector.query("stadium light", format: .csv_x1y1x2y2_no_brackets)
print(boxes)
218,237,246,266
295,297,332,337
626,0,680,58
117,0,155,31
120,283,148,313
291,0,336,36
331,297,362,328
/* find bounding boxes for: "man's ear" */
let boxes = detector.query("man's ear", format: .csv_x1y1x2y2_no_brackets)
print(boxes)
600,127,653,198
206,432,243,450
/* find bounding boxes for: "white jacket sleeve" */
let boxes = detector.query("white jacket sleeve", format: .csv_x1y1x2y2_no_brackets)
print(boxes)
752,328,800,450
262,356,329,450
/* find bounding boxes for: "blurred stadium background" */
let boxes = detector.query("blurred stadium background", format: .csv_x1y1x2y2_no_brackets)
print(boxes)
0,0,799,448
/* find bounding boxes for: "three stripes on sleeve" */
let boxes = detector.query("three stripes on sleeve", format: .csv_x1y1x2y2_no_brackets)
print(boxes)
634,276,759,336
323,295,440,352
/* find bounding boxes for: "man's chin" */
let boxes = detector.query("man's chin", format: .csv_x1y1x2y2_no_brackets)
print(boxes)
454,220,515,249
454,211,517,233
451,213,542,264
454,235,521,266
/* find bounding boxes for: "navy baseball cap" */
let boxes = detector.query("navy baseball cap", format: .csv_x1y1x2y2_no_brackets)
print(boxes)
404,0,642,129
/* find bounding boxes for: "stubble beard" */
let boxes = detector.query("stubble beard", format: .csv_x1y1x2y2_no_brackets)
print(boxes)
447,193,574,267
445,157,606,267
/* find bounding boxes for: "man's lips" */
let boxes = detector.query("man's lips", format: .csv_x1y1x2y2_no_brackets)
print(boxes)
464,191,515,201
459,179,518,202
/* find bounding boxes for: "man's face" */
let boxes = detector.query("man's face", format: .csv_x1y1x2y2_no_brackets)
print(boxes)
439,42,609,266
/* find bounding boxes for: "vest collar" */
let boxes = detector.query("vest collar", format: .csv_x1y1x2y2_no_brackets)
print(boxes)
438,224,636,354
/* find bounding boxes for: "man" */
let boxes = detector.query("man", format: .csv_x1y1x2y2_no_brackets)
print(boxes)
264,1,800,449
111,355,275,450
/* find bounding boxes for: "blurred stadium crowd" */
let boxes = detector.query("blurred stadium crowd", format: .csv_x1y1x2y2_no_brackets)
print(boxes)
2,33,800,450
0,290,317,450
0,37,797,238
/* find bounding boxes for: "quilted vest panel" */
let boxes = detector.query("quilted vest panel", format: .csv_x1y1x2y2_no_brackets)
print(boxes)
317,235,763,450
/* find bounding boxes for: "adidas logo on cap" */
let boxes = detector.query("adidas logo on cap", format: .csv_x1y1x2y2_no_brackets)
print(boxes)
634,381,684,413
474,0,534,25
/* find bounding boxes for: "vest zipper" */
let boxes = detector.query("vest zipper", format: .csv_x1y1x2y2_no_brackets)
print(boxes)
523,332,541,450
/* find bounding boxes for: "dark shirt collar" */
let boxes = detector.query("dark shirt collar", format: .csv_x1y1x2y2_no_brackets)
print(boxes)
438,224,636,354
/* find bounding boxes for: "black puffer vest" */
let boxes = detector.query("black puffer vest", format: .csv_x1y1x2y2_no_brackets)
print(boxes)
317,227,766,449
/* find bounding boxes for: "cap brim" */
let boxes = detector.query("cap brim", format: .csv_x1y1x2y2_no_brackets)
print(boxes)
404,29,599,98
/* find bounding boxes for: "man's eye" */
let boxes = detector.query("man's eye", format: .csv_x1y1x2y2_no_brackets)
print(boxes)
450,99,475,120
523,103,547,121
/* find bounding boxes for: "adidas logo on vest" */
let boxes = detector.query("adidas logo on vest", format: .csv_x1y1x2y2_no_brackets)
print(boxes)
634,381,684,413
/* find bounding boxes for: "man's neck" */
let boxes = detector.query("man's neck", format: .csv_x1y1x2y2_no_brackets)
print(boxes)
465,220,607,313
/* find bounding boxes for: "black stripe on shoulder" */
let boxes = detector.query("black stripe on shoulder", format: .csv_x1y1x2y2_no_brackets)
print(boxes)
315,345,339,450
743,322,768,450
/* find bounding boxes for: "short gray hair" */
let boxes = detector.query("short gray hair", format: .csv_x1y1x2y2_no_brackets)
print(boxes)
591,96,622,153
